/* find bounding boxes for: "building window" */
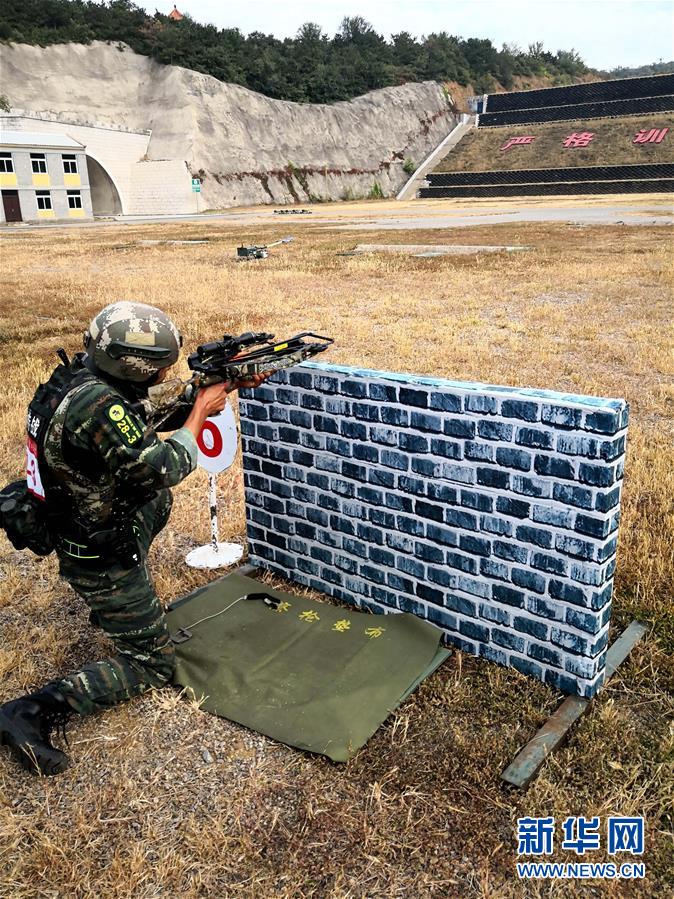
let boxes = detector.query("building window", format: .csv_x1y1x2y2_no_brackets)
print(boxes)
36,191,53,211
67,191,82,209
0,153,14,173
31,154,47,174
62,154,78,174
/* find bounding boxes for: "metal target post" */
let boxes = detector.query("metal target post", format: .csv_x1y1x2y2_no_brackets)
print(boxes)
186,403,243,569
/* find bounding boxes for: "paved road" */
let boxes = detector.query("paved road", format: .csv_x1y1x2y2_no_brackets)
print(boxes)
2,199,672,232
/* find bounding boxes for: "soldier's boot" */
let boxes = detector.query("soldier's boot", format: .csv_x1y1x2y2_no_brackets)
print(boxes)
0,685,73,776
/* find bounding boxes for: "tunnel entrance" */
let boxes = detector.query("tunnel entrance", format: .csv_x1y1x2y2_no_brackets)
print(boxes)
86,155,122,215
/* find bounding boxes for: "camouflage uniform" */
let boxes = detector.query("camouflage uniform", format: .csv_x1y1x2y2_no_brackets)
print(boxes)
44,364,197,716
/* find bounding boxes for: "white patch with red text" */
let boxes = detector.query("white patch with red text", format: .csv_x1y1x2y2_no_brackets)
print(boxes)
26,436,46,500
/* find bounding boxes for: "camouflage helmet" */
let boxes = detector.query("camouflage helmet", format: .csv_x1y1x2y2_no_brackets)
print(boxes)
83,301,182,382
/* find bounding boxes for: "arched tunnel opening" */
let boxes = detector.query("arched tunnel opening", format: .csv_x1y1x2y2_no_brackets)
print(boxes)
86,155,122,215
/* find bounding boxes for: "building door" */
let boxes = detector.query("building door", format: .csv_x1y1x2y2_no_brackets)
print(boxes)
2,191,22,222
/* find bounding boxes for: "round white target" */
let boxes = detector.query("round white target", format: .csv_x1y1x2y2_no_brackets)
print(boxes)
196,403,238,473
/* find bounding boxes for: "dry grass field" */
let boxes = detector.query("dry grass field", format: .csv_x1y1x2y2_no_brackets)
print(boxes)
0,210,672,898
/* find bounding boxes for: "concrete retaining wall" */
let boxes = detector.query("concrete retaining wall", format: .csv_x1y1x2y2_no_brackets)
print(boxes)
239,362,629,699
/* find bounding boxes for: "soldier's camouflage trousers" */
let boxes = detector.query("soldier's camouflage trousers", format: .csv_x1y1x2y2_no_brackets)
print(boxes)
52,489,176,717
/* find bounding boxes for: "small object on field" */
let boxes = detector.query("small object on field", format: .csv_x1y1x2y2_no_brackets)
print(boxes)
200,748,214,764
273,209,312,215
237,236,294,260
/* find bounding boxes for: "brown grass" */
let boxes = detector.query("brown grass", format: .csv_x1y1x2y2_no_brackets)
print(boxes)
0,211,672,897
433,114,674,173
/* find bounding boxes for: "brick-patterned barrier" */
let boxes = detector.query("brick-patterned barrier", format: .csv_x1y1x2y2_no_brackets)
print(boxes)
239,363,628,698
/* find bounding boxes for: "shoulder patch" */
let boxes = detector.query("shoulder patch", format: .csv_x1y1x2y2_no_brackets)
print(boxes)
104,400,144,446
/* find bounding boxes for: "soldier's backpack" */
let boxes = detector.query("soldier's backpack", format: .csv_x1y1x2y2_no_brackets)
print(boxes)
0,351,95,556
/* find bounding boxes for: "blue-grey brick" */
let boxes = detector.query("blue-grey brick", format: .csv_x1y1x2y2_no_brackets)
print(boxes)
479,602,510,625
411,411,444,433
368,383,397,402
357,522,384,545
501,400,540,422
260,460,285,480
480,515,513,537
528,644,562,667
578,461,615,488
450,636,479,654
353,443,378,463
313,414,339,434
511,475,551,498
532,505,574,529
397,595,426,616
459,619,489,643
340,420,367,441
242,455,261,472
246,473,270,492
267,532,288,550
300,393,324,410
321,566,343,586
306,471,330,491
480,558,510,581
426,523,459,546
368,508,396,529
330,478,355,498
276,387,299,405
295,522,317,541
460,489,493,512
496,446,532,471
386,571,414,593
246,404,269,421
516,427,555,450
288,536,309,555
370,585,398,606
398,476,426,496
288,371,313,389
526,595,564,621
553,483,594,510
316,493,340,512
492,629,525,653
493,584,525,608
566,607,602,635
396,555,425,578
310,545,332,565
509,649,550,679
414,500,444,523
240,419,256,436
399,433,429,453
356,486,384,506
456,575,490,598
479,644,508,666
445,593,477,617
465,441,494,462
430,438,463,460
495,496,531,519
273,516,295,535
477,467,510,490
381,406,409,427
343,537,368,558
551,628,589,656
250,508,272,528
534,454,575,480
427,483,459,504
555,534,596,561
442,463,476,485
341,379,368,398
360,564,387,584
427,567,456,587
299,431,324,449
556,434,599,458
493,540,528,564
316,528,341,548
584,409,622,435
544,669,581,694
428,606,457,630
341,500,367,520
341,461,367,481
445,508,478,530
595,486,621,512
334,554,359,574
459,534,491,557
541,404,582,429
515,525,553,549
293,485,316,504
278,426,301,444
531,552,567,576
412,458,441,478
464,394,498,414
513,615,548,640
443,418,475,439
247,524,266,543
247,438,269,457
399,387,428,407
353,402,380,422
430,392,462,412
386,532,414,554
369,547,398,568
307,507,330,527
414,541,444,563
370,426,398,446
315,456,341,474
416,583,444,606
548,579,589,607
369,468,395,488
596,536,617,564
600,434,626,462
384,493,412,513
324,397,351,415
329,515,354,536
446,551,478,575
511,567,546,594
382,450,410,471
478,420,513,441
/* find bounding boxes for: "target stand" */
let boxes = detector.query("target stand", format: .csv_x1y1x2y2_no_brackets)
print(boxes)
185,403,243,570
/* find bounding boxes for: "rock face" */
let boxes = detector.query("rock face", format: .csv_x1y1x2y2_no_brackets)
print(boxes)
2,41,456,207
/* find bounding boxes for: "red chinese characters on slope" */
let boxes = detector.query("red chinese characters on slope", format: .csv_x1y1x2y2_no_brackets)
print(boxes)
497,127,670,153
633,127,669,144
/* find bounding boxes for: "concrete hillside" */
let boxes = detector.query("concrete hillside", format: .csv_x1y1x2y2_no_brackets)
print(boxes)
1,41,456,208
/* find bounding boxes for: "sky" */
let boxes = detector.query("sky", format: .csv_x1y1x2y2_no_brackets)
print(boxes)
145,0,674,70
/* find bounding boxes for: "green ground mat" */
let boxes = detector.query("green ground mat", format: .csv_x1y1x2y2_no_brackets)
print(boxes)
165,572,450,762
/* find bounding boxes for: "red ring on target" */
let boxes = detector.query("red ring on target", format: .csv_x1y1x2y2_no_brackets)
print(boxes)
197,421,224,458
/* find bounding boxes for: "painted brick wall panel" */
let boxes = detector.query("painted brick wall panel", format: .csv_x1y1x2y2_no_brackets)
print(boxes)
240,363,629,698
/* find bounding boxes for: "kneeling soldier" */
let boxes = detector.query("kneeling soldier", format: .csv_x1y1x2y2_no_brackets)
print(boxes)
0,301,266,776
